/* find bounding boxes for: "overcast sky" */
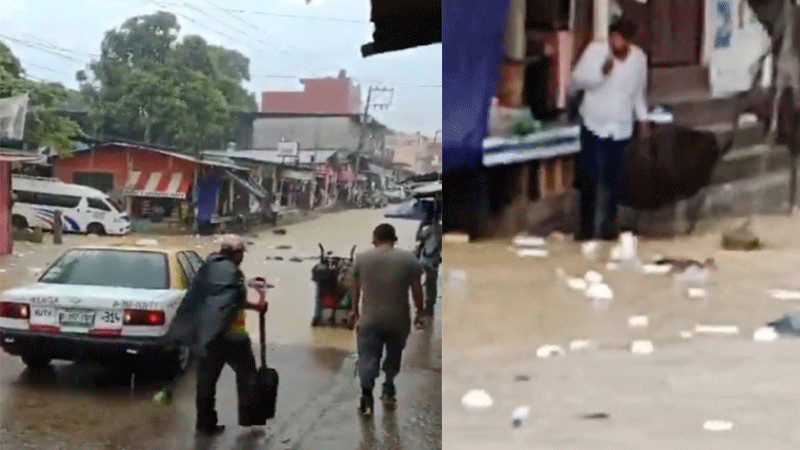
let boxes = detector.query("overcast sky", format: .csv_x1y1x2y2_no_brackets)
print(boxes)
0,0,442,136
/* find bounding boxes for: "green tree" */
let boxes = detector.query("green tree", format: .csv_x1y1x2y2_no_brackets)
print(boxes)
0,41,82,154
80,11,256,151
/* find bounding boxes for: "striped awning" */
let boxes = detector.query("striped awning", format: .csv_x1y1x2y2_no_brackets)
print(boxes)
125,171,191,199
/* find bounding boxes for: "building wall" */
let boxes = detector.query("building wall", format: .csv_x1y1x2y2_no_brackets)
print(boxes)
54,146,198,193
385,133,432,172
261,72,361,114
253,116,385,153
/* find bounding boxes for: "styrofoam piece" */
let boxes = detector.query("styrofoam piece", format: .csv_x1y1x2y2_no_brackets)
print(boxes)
536,345,565,358
642,264,671,275
753,326,778,342
512,406,531,428
566,278,588,291
631,340,654,355
584,271,603,285
687,287,707,298
628,315,649,328
694,325,740,336
769,289,800,301
462,390,494,410
586,283,613,300
679,330,693,339
569,339,597,352
516,248,549,258
581,241,600,259
444,233,470,244
703,420,733,432
513,235,546,247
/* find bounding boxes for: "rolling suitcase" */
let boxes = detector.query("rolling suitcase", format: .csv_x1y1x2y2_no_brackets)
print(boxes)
239,308,279,425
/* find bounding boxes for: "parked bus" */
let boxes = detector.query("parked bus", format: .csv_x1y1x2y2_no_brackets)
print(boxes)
11,175,131,236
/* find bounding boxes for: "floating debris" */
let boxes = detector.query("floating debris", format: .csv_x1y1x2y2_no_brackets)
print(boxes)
687,287,707,298
135,239,159,246
703,420,733,432
511,406,530,428
289,257,304,263
569,339,596,352
461,390,493,410
273,229,287,235
536,345,565,358
584,271,603,285
515,248,549,258
586,283,613,300
514,374,530,382
630,340,654,355
694,325,740,336
513,235,545,247
581,241,600,260
606,262,619,271
753,326,778,342
628,316,649,328
567,278,588,291
767,312,800,335
275,245,292,250
443,233,469,244
273,256,284,261
581,412,610,420
642,264,671,275
679,330,694,339
768,289,800,301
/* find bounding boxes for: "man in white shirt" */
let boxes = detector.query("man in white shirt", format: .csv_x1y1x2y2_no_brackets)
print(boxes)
569,18,649,241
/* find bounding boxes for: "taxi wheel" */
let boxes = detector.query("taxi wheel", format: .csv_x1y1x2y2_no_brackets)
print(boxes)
21,354,52,370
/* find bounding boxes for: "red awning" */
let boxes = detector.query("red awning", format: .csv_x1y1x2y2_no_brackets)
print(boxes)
125,171,191,199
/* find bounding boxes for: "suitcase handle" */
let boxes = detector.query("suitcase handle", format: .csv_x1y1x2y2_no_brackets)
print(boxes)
259,308,266,368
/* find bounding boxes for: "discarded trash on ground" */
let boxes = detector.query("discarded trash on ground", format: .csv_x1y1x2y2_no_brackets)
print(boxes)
514,247,549,258
443,233,470,244
536,345,565,358
753,326,778,342
721,222,761,251
628,315,649,328
511,406,530,428
461,390,494,410
767,312,800,335
768,289,800,301
694,325,740,336
631,340,654,355
703,420,733,432
569,339,597,352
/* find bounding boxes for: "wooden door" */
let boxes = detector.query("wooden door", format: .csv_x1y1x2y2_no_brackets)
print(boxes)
620,0,703,66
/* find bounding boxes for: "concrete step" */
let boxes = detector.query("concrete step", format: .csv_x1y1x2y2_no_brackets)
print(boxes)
710,143,793,186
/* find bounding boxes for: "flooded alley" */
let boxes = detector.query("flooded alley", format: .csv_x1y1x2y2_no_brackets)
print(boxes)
0,208,441,449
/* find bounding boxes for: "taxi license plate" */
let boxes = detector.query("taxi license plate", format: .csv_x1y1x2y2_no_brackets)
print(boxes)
58,309,95,328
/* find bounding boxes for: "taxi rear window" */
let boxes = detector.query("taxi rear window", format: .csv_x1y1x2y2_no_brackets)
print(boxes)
40,249,169,290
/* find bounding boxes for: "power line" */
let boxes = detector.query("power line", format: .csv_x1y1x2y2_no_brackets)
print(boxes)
0,33,87,64
222,8,369,24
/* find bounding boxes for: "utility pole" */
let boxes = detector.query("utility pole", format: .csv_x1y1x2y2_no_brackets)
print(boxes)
354,85,394,202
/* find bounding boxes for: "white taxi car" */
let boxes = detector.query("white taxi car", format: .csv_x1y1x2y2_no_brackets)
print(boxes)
0,245,204,378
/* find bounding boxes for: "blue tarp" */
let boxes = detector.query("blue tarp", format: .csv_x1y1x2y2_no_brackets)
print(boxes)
442,0,509,173
195,176,221,223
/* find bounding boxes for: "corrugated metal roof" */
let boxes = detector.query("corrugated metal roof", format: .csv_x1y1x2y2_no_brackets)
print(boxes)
203,149,338,165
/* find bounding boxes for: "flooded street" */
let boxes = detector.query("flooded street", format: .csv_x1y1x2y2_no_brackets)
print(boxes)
0,209,441,449
443,216,800,449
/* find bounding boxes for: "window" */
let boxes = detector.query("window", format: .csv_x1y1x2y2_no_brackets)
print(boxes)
39,249,169,290
73,172,114,194
186,251,204,273
176,252,195,286
88,198,111,211
13,190,36,204
38,193,81,208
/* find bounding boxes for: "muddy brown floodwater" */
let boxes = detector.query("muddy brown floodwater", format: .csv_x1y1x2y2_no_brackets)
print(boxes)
443,215,800,449
0,208,441,449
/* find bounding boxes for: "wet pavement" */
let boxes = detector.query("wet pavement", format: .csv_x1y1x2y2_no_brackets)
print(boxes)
443,215,800,449
0,208,441,449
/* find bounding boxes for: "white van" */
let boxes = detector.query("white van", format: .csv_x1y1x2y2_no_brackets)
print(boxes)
11,175,131,236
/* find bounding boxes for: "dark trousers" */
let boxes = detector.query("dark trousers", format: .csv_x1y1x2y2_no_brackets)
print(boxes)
422,263,439,314
357,328,407,391
196,336,257,428
578,125,629,238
